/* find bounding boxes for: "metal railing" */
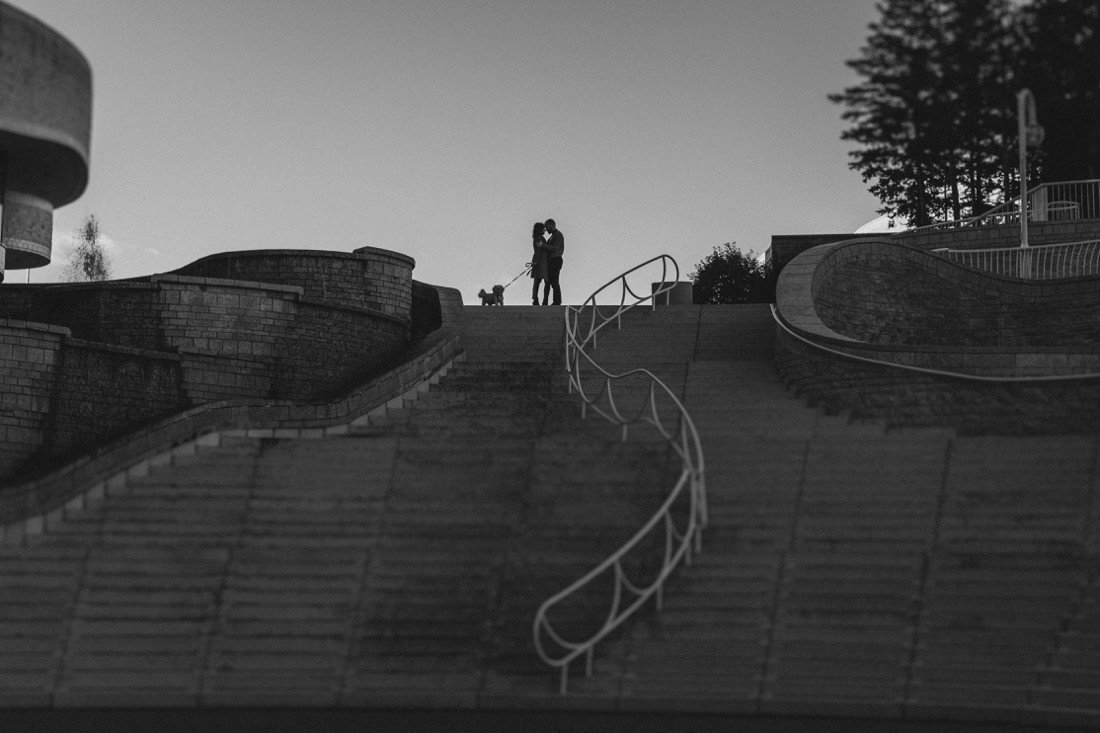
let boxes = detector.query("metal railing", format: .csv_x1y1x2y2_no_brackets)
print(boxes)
532,254,706,694
934,238,1100,279
912,179,1100,232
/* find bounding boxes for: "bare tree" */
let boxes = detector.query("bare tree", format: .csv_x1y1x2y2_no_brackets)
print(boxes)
65,214,111,281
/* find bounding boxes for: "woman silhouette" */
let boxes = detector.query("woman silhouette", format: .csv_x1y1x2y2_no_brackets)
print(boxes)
530,221,549,305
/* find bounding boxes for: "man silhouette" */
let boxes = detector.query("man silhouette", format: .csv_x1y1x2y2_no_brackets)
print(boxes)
543,218,564,305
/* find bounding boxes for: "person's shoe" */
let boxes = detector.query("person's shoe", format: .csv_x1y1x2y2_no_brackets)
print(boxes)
532,300,538,306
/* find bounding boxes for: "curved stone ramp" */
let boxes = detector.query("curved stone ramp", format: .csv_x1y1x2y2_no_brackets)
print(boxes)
1,304,1099,730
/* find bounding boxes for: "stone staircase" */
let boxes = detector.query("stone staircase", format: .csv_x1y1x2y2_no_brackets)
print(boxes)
1,303,1099,728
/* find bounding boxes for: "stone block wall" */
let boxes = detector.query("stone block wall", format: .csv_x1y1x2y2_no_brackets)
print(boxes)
0,249,422,482
0,285,36,320
29,282,162,348
276,301,410,400
812,239,1100,350
50,340,185,459
174,247,415,322
154,275,301,359
775,237,1100,431
0,320,64,478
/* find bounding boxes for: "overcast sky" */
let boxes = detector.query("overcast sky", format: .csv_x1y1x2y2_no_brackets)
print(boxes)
16,0,884,303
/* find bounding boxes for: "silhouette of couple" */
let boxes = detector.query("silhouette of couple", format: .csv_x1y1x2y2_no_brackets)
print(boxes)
530,218,563,305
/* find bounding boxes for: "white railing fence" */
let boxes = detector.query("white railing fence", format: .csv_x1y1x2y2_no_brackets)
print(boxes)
934,239,1100,280
532,254,706,694
914,179,1100,232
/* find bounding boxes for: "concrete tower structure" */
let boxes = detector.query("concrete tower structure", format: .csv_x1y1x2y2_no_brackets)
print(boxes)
0,1,92,282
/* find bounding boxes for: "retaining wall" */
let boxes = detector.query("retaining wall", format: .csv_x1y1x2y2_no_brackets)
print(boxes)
811,238,1100,354
173,247,415,322
0,283,463,527
0,320,65,478
0,248,422,481
774,238,1100,432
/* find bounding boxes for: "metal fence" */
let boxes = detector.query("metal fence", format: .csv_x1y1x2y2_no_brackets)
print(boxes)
913,179,1100,232
934,239,1100,279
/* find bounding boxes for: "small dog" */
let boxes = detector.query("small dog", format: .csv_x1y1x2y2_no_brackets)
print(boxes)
478,285,505,306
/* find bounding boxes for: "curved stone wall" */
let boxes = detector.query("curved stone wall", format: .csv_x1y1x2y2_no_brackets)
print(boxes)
810,238,1100,355
0,284,463,527
0,249,421,481
774,238,1100,432
173,247,415,323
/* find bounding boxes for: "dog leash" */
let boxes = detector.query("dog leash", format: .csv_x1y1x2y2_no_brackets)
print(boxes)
501,262,533,290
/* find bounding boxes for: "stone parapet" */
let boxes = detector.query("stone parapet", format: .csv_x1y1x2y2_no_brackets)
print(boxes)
0,259,429,481
174,248,415,323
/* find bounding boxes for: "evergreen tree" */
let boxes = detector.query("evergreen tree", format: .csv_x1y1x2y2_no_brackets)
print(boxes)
831,0,1018,226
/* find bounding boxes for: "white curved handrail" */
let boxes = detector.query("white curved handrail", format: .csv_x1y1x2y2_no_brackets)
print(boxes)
532,255,706,694
933,238,1100,280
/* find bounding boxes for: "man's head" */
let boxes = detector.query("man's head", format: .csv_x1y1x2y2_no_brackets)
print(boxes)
544,219,556,232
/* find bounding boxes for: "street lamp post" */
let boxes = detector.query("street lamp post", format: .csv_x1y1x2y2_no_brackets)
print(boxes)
1017,88,1044,250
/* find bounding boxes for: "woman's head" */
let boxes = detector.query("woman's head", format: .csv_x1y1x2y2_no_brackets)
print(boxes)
532,222,545,238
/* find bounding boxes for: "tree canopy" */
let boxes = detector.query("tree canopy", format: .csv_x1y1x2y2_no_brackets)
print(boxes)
832,0,1100,227
65,214,111,282
689,243,776,305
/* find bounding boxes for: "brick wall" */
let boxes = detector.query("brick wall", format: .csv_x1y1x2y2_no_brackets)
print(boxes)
276,301,410,400
29,282,161,348
774,237,1100,431
813,239,1100,351
174,247,415,323
50,340,185,459
0,287,463,526
154,273,300,360
0,321,65,478
0,285,36,320
0,252,420,482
